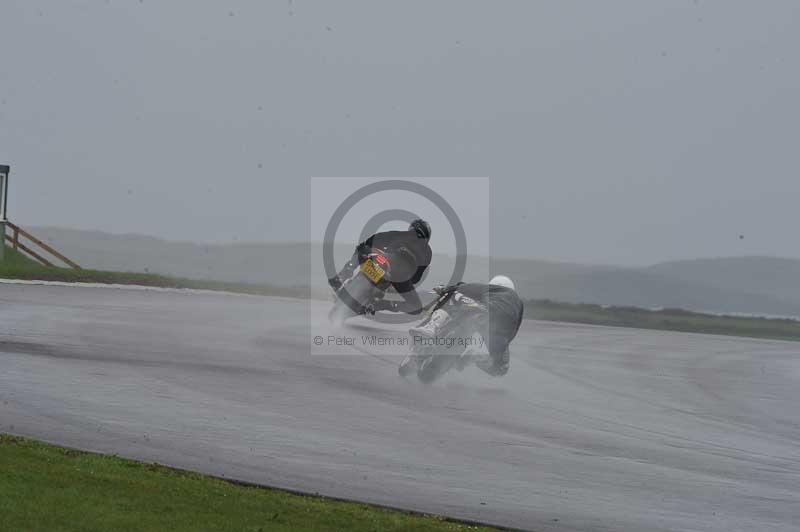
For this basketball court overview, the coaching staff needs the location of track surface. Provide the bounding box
[1,283,799,531]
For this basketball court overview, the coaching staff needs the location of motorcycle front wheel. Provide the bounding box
[416,353,460,384]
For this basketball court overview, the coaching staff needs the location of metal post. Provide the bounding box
[0,165,8,260]
[0,164,8,221]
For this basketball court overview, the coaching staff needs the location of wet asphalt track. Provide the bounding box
[1,282,799,531]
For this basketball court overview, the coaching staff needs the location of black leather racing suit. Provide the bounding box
[436,282,524,376]
[332,229,432,315]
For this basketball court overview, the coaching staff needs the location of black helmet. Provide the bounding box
[409,219,431,240]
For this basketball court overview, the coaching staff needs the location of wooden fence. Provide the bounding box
[3,221,81,269]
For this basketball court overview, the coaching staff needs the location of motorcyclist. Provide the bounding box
[328,219,432,315]
[409,275,523,376]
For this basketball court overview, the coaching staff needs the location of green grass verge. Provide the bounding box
[524,299,800,341]
[0,434,495,532]
[4,244,800,341]
[1,245,42,268]
[0,245,308,298]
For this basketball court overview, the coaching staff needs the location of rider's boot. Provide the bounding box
[409,309,450,338]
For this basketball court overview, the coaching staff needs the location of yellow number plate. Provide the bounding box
[360,259,386,284]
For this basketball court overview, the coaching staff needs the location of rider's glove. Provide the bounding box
[431,284,447,295]
[356,242,370,261]
[363,303,376,315]
[328,276,343,291]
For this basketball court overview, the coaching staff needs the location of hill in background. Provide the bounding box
[22,226,800,318]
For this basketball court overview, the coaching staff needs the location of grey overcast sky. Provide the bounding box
[0,1,798,265]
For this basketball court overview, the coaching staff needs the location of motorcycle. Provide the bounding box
[328,246,415,325]
[399,288,489,383]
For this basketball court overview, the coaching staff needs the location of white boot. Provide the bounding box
[409,309,450,338]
